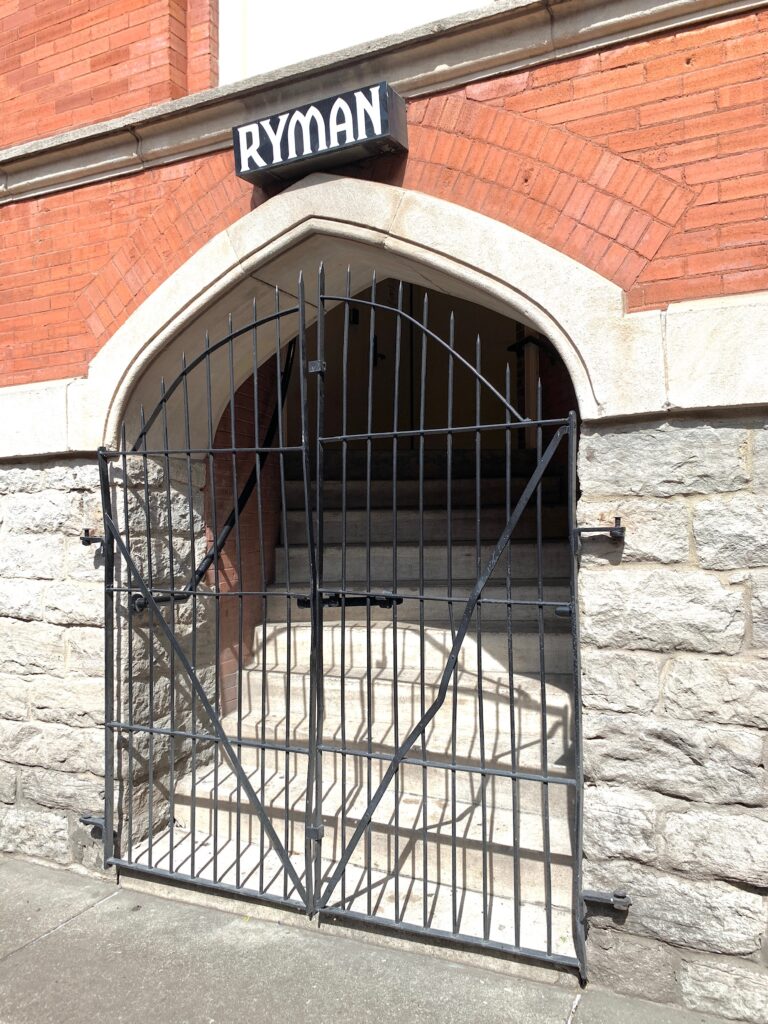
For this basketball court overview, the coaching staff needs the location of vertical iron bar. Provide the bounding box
[98,448,115,866]
[298,272,319,914]
[536,380,553,955]
[391,281,403,922]
[139,406,156,867]
[119,425,135,864]
[364,270,376,917]
[313,263,326,907]
[505,365,522,947]
[180,356,198,878]
[418,292,428,928]
[567,410,587,981]
[160,380,177,874]
[204,331,221,884]
[339,268,351,908]
[447,313,458,934]
[475,333,490,942]
[227,320,245,889]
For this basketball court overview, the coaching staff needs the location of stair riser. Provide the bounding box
[284,508,567,545]
[251,625,574,675]
[274,544,570,585]
[230,681,574,770]
[187,749,574,817]
[284,478,563,510]
[265,590,570,626]
[174,796,573,904]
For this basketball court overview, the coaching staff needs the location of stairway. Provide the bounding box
[139,446,578,959]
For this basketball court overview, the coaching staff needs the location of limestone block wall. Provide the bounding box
[579,417,768,1021]
[0,459,106,869]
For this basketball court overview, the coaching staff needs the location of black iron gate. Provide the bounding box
[97,266,586,976]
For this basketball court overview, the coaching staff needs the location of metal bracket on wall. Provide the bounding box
[574,516,625,554]
[582,889,632,912]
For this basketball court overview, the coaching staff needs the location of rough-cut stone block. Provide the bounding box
[65,626,106,677]
[0,720,103,776]
[581,648,660,714]
[0,763,16,803]
[579,424,749,498]
[0,619,66,676]
[580,569,744,654]
[680,959,768,1023]
[694,494,768,569]
[660,809,768,886]
[0,805,70,864]
[2,491,85,533]
[584,712,766,805]
[2,535,67,580]
[584,860,765,955]
[752,572,768,648]
[586,928,679,1004]
[663,656,768,729]
[583,785,658,863]
[30,678,103,729]
[64,537,105,583]
[0,675,29,721]
[753,427,768,491]
[44,581,104,627]
[578,498,689,565]
[0,579,46,621]
[19,767,103,813]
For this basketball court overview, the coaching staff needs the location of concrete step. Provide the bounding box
[273,541,571,585]
[133,826,577,959]
[221,665,575,776]
[283,507,568,545]
[265,580,571,626]
[247,621,574,677]
[173,764,575,905]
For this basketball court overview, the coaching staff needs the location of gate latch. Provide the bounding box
[583,889,632,912]
[307,825,324,842]
[297,593,404,610]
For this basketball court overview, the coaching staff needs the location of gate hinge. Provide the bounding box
[79,814,106,837]
[307,824,324,842]
[308,360,326,375]
[583,889,632,912]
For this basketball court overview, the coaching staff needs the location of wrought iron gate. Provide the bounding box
[97,266,586,976]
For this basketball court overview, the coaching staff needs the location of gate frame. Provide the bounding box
[98,263,590,979]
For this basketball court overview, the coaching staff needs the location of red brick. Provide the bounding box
[638,91,716,127]
[685,150,766,185]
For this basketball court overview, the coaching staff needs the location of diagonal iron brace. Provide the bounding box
[103,511,308,904]
[319,424,569,910]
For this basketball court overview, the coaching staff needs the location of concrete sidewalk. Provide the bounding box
[0,857,727,1024]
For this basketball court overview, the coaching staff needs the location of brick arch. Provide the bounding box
[397,92,695,290]
[79,95,694,358]
[77,151,260,353]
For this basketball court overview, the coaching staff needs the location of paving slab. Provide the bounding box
[0,858,731,1024]
[0,858,115,959]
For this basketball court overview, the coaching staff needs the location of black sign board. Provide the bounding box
[233,82,408,185]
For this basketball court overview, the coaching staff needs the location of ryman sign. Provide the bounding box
[233,82,408,185]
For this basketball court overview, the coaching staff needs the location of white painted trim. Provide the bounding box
[0,175,764,460]
[0,0,765,204]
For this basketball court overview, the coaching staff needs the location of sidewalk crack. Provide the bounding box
[0,888,120,965]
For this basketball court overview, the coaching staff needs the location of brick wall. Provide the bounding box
[0,0,218,149]
[0,10,766,387]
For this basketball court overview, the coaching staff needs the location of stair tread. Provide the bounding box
[175,764,574,850]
